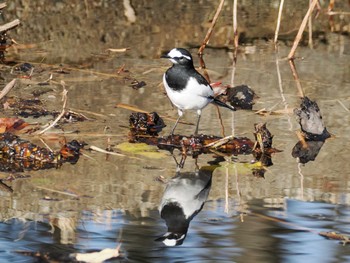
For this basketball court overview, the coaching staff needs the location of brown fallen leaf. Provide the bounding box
[0,117,28,132]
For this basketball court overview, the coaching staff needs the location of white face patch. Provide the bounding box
[168,48,191,61]
[163,238,177,246]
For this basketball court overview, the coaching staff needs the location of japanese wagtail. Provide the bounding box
[161,48,236,135]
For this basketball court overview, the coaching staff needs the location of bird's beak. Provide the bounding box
[161,52,170,59]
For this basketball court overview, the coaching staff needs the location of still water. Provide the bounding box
[1,0,350,262]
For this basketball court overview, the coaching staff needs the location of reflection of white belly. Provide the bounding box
[164,75,214,110]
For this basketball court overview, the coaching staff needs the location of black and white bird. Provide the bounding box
[156,168,213,246]
[161,48,236,135]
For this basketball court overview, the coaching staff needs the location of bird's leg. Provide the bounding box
[194,109,202,135]
[170,109,183,135]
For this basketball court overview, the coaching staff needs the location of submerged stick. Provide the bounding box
[38,82,68,134]
[0,79,16,100]
[274,0,285,45]
[288,0,318,59]
[198,0,225,56]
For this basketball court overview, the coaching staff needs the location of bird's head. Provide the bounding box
[155,232,187,246]
[161,48,193,66]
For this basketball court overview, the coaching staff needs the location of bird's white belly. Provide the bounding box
[164,76,214,110]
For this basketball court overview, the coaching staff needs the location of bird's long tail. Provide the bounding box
[211,97,236,111]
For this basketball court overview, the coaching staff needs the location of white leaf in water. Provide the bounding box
[123,0,136,23]
[73,247,119,263]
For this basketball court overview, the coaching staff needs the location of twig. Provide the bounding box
[288,59,304,97]
[224,166,229,214]
[36,186,79,198]
[297,162,304,200]
[198,0,225,56]
[326,11,350,15]
[275,49,293,131]
[205,134,234,148]
[89,145,125,157]
[0,19,20,33]
[38,81,68,134]
[337,100,350,112]
[231,0,238,137]
[215,105,225,137]
[288,0,318,59]
[274,0,285,45]
[0,79,16,100]
[231,0,239,86]
[308,0,313,49]
[39,138,53,153]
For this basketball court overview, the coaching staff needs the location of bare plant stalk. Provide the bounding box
[275,49,293,131]
[198,0,225,56]
[231,0,238,136]
[308,0,313,48]
[288,59,304,97]
[231,0,239,85]
[225,166,229,214]
[288,0,318,59]
[196,0,226,136]
[0,79,16,100]
[215,105,226,137]
[233,163,241,212]
[274,0,285,45]
[297,162,304,200]
[233,0,238,37]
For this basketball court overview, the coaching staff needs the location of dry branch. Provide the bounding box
[0,3,7,10]
[274,0,285,44]
[0,19,20,33]
[288,60,304,97]
[288,0,318,59]
[198,0,225,56]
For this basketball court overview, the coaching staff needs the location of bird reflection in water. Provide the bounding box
[156,166,213,246]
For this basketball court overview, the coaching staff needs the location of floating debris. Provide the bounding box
[129,112,166,138]
[294,96,330,141]
[0,132,85,172]
[2,96,88,123]
[254,123,273,149]
[319,231,350,245]
[2,96,51,118]
[11,62,34,76]
[130,79,146,89]
[128,112,279,167]
[0,3,20,62]
[227,85,258,110]
[292,97,331,163]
